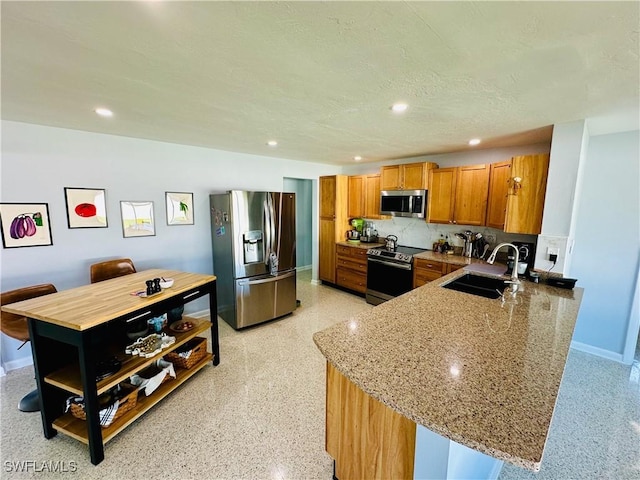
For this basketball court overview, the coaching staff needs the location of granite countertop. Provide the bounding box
[313,269,583,471]
[413,250,488,266]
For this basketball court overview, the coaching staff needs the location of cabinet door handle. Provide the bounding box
[183,290,200,300]
[127,311,152,323]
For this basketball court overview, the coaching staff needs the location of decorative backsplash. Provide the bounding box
[365,216,537,252]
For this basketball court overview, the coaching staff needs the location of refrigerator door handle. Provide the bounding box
[237,270,296,286]
[263,199,271,266]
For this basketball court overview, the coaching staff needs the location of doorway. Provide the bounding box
[283,178,313,272]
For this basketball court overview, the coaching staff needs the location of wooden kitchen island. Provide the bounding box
[1,269,218,466]
[313,268,583,479]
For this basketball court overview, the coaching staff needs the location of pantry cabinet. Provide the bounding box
[504,154,550,234]
[380,162,437,190]
[348,174,383,219]
[428,164,490,226]
[319,175,349,283]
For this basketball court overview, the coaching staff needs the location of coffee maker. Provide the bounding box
[505,241,536,275]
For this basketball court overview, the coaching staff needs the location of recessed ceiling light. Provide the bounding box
[391,103,408,113]
[267,140,278,147]
[94,108,113,117]
[354,155,362,161]
[468,138,481,146]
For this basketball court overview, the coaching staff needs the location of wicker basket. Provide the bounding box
[69,383,138,427]
[164,337,207,369]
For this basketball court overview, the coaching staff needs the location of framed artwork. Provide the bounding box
[64,187,108,228]
[166,192,194,225]
[0,203,53,248]
[120,201,155,238]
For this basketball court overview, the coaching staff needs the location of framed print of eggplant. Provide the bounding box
[0,203,53,248]
[166,191,194,225]
[64,187,108,228]
[120,201,155,238]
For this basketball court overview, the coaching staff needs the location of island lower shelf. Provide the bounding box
[53,352,213,444]
[44,317,212,396]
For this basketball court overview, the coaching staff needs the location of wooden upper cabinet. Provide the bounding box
[486,160,511,230]
[348,175,365,218]
[428,164,489,226]
[427,167,457,224]
[347,174,383,219]
[380,165,402,190]
[402,163,428,190]
[364,174,382,219]
[453,164,490,226]
[505,154,550,234]
[380,162,437,190]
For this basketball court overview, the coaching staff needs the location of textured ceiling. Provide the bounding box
[1,1,638,165]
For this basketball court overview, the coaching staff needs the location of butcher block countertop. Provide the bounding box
[1,269,216,331]
[313,268,583,471]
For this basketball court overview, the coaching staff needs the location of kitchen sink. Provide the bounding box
[441,273,506,299]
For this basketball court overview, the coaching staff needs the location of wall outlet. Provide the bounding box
[547,247,560,256]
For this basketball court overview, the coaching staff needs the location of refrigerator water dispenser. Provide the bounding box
[243,230,263,264]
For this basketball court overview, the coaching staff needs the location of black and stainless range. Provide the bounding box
[366,245,427,305]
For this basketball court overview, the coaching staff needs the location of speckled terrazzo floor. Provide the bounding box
[1,271,639,479]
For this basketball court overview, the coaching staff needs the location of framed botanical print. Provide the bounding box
[0,203,53,248]
[166,192,194,225]
[64,187,108,228]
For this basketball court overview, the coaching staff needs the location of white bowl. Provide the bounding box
[159,278,174,289]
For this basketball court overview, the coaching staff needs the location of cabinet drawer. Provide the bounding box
[336,268,367,293]
[336,255,367,273]
[413,269,443,288]
[336,245,368,259]
[414,258,445,274]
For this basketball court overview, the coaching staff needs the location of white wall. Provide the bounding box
[569,130,640,358]
[0,121,337,369]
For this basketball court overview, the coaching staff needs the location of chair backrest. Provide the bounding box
[90,258,137,284]
[0,284,57,343]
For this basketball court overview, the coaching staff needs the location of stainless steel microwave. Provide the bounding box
[380,189,427,218]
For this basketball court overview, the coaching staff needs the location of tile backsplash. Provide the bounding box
[365,217,537,253]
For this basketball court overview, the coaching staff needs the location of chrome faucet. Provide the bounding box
[486,242,521,293]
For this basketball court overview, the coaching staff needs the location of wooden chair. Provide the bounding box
[90,258,137,284]
[1,283,58,412]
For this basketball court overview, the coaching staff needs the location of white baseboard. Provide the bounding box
[0,366,5,377]
[296,265,312,272]
[3,356,33,372]
[570,341,624,363]
[189,309,211,319]
[310,279,321,286]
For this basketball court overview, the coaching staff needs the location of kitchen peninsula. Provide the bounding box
[313,268,583,479]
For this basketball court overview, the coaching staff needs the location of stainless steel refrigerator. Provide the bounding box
[210,191,297,329]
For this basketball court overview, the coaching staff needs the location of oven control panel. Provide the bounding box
[367,249,413,264]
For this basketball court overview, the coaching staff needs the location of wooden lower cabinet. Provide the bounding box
[413,259,446,288]
[336,245,368,293]
[326,362,416,480]
[413,260,464,288]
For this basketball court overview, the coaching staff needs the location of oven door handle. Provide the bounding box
[367,257,412,271]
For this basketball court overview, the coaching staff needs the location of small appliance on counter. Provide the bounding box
[347,218,365,243]
[360,221,378,243]
[505,241,536,276]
